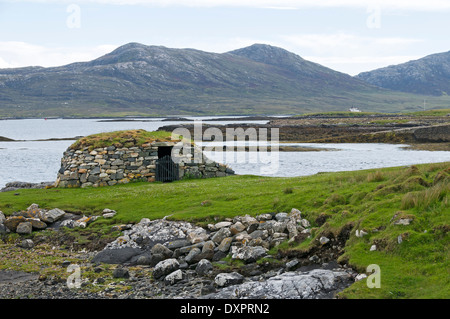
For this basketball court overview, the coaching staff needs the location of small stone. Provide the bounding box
[214,221,232,229]
[370,245,377,251]
[285,259,299,271]
[229,222,246,235]
[164,269,185,285]
[113,267,130,279]
[195,259,213,275]
[217,237,233,253]
[185,248,201,264]
[275,212,288,221]
[319,236,330,245]
[256,213,272,221]
[355,230,368,238]
[151,243,173,259]
[355,273,368,281]
[300,219,310,228]
[211,227,232,244]
[19,239,34,249]
[187,228,209,244]
[394,218,413,226]
[289,208,302,221]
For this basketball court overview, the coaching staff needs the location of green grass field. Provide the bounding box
[0,162,448,298]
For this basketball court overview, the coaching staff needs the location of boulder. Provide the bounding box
[26,218,47,230]
[229,222,246,235]
[19,239,34,249]
[92,247,144,264]
[195,259,213,275]
[16,222,32,235]
[164,269,185,285]
[214,221,232,229]
[38,208,66,223]
[286,221,298,239]
[150,243,173,259]
[256,213,272,221]
[4,216,27,232]
[0,211,6,224]
[231,246,267,263]
[289,208,302,221]
[201,240,215,253]
[113,267,130,279]
[214,272,244,287]
[153,258,180,279]
[187,228,209,244]
[217,237,233,253]
[211,227,232,244]
[185,247,201,264]
[275,212,288,221]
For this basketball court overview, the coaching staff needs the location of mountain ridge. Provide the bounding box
[356,50,450,96]
[0,43,448,118]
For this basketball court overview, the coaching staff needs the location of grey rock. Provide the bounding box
[214,221,232,229]
[231,246,267,263]
[249,229,268,240]
[187,228,209,244]
[166,239,191,250]
[150,243,173,259]
[164,269,185,285]
[92,247,144,264]
[0,211,5,224]
[229,222,246,235]
[217,237,233,253]
[113,267,130,279]
[211,227,232,244]
[205,269,353,299]
[285,259,299,271]
[394,218,413,226]
[153,258,180,279]
[16,222,32,235]
[319,236,330,245]
[275,212,288,221]
[185,247,201,264]
[214,272,244,287]
[39,208,66,223]
[19,239,34,249]
[195,259,213,275]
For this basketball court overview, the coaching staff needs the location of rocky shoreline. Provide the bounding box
[0,204,358,299]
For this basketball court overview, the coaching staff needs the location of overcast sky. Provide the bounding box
[0,0,449,75]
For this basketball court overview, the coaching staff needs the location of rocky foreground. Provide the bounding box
[0,204,358,299]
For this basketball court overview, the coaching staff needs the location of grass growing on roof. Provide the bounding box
[71,129,178,150]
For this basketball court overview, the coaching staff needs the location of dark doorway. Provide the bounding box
[156,146,179,182]
[158,146,173,159]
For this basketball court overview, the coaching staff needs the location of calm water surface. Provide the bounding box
[0,118,449,188]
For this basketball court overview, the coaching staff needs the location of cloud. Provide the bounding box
[7,0,450,11]
[0,42,118,68]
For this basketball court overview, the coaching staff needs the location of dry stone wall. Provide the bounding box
[56,142,234,188]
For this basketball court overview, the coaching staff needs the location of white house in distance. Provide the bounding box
[349,107,361,113]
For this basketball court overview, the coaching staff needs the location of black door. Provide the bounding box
[156,155,179,182]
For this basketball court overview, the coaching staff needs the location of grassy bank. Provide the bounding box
[0,162,448,298]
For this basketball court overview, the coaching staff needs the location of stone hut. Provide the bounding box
[55,130,234,188]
